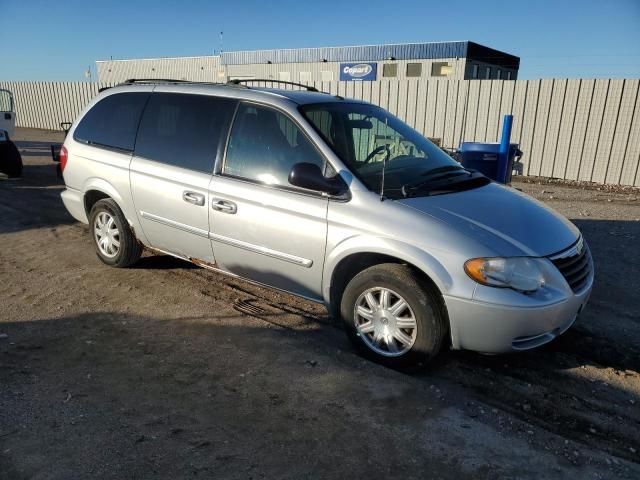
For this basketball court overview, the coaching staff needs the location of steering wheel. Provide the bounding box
[363,144,390,164]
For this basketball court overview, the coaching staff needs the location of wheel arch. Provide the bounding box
[82,178,125,217]
[323,237,453,320]
[81,178,148,245]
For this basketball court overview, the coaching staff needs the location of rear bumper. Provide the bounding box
[444,281,592,353]
[61,187,88,224]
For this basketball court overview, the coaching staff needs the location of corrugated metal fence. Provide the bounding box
[1,79,639,186]
[0,81,109,131]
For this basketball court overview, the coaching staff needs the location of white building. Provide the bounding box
[96,41,520,84]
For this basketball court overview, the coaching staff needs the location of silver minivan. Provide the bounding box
[59,80,593,366]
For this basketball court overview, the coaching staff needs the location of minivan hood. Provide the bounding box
[398,183,580,257]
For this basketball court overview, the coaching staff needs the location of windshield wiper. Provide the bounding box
[401,169,488,198]
[420,165,466,177]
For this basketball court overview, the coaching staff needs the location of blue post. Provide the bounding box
[498,114,513,183]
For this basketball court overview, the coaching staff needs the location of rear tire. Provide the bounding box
[339,263,447,367]
[0,140,23,178]
[89,198,142,267]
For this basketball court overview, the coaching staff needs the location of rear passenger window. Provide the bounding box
[224,103,325,187]
[135,93,236,173]
[74,92,149,151]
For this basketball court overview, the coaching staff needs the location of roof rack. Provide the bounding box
[121,78,196,85]
[116,79,243,88]
[227,78,320,92]
[102,79,196,92]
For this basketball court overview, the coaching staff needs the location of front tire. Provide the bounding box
[340,263,447,367]
[89,198,142,267]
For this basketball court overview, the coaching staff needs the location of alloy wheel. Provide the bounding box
[353,287,418,357]
[94,211,120,258]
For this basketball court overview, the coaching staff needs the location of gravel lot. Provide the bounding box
[1,128,639,479]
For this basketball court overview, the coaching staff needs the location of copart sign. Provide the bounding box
[339,63,377,81]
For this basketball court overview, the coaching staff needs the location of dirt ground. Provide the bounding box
[1,128,639,480]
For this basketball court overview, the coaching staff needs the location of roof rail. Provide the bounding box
[227,79,320,92]
[100,79,194,93]
[121,78,195,85]
[113,78,248,89]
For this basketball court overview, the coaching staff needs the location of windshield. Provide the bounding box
[299,102,478,199]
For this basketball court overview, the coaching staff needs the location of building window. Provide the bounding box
[299,71,312,83]
[496,69,502,80]
[406,63,422,77]
[472,64,479,79]
[507,71,513,80]
[279,71,291,81]
[431,62,452,77]
[382,63,397,78]
[320,70,333,82]
[485,67,491,79]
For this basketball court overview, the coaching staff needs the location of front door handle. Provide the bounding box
[182,191,205,206]
[211,198,237,214]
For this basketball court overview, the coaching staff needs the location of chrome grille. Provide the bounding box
[549,238,592,293]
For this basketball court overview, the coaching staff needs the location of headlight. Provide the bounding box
[464,257,546,292]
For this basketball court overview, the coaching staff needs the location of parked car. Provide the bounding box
[58,80,593,366]
[0,88,16,139]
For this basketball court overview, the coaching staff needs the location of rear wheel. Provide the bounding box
[340,263,447,367]
[0,139,23,178]
[89,199,142,267]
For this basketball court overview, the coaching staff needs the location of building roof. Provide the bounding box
[220,41,519,69]
[95,41,520,70]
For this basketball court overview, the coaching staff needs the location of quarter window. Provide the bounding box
[224,103,325,187]
[134,93,236,173]
[74,92,149,151]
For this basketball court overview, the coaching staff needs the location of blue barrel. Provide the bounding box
[458,142,522,184]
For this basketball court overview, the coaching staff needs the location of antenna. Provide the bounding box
[219,31,224,54]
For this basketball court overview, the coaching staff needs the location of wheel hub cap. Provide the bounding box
[353,287,418,357]
[94,211,120,258]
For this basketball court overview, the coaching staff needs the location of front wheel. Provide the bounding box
[340,263,448,367]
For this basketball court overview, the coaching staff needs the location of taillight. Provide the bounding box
[59,145,68,173]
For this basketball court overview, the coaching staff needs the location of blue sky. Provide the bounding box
[1,0,638,81]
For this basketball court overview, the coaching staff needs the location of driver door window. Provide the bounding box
[224,103,325,187]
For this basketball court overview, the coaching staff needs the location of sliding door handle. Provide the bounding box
[182,191,205,206]
[211,198,237,214]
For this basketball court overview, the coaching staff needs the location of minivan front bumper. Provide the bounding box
[444,280,592,353]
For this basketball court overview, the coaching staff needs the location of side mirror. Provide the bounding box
[288,162,345,195]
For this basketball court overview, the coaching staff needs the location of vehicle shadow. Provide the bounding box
[14,140,62,158]
[0,163,73,234]
[134,235,640,464]
[0,311,447,479]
